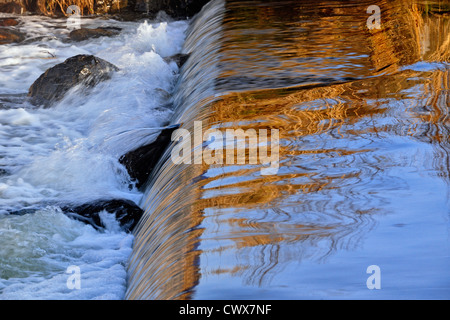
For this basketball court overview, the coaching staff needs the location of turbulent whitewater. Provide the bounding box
[0,14,188,299]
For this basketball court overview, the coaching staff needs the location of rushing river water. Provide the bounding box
[0,13,188,299]
[1,0,450,300]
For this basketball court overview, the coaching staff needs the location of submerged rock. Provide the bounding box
[0,18,19,27]
[69,27,122,42]
[28,54,119,107]
[119,124,180,189]
[0,28,25,45]
[61,199,144,232]
[164,53,190,69]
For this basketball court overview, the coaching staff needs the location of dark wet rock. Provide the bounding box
[0,168,8,176]
[28,54,119,107]
[154,88,171,101]
[119,124,180,189]
[134,0,210,19]
[69,27,122,42]
[61,199,144,232]
[164,53,190,69]
[0,18,19,27]
[0,28,25,45]
[7,199,143,232]
[0,2,24,14]
[8,208,37,215]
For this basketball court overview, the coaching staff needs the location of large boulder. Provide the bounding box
[28,54,119,107]
[119,124,180,189]
[134,0,210,18]
[0,28,25,44]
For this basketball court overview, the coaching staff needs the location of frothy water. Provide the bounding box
[0,14,188,299]
[0,207,133,299]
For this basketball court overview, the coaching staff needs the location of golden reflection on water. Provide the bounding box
[126,0,450,299]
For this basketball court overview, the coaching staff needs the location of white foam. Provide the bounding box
[0,207,133,300]
[0,17,188,207]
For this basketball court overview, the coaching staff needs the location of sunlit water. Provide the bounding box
[0,13,188,299]
[126,0,450,300]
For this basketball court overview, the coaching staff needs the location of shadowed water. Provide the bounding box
[126,0,450,299]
